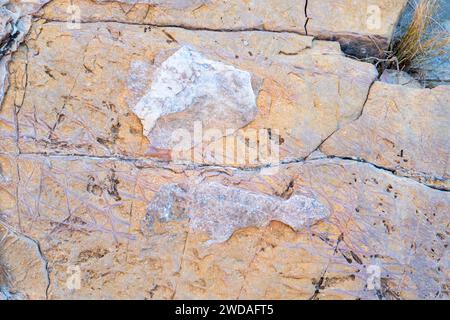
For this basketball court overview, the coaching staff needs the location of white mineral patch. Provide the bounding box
[126,60,152,105]
[145,182,330,244]
[133,46,257,146]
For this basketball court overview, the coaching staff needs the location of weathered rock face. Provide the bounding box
[134,46,258,146]
[0,154,448,299]
[145,181,330,244]
[0,222,49,300]
[0,0,449,301]
[380,69,422,88]
[321,82,450,190]
[12,21,377,163]
[0,1,50,106]
[40,0,409,57]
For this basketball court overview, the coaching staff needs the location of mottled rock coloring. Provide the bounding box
[146,181,330,244]
[1,0,448,301]
[133,46,258,148]
[0,223,49,300]
[321,82,450,190]
[0,1,51,107]
[43,0,409,57]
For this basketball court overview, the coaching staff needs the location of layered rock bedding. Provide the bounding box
[0,0,448,300]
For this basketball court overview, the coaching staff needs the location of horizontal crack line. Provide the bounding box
[39,18,384,44]
[41,17,314,36]
[324,155,448,192]
[1,151,447,192]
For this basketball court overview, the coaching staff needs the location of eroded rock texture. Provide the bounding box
[0,154,448,299]
[40,0,409,57]
[11,21,377,162]
[0,222,49,300]
[145,181,330,244]
[0,0,448,300]
[0,1,50,105]
[321,82,450,190]
[134,46,258,145]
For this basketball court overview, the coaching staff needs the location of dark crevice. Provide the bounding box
[34,238,51,300]
[325,155,448,192]
[0,29,20,59]
[304,0,310,36]
[39,18,388,59]
[42,17,309,34]
[309,233,344,300]
[305,78,377,160]
[2,150,447,192]
[0,18,23,59]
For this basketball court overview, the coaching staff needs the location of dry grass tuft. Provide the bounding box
[386,0,449,75]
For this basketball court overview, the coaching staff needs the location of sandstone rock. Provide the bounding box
[380,69,422,88]
[0,222,49,300]
[0,44,27,154]
[0,0,448,301]
[321,82,450,190]
[0,1,50,108]
[133,46,258,147]
[145,181,330,244]
[41,0,409,57]
[16,21,377,162]
[0,154,447,299]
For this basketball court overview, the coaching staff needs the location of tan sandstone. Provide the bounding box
[0,0,448,301]
[321,82,450,190]
[0,154,448,299]
[14,21,377,162]
[41,0,409,57]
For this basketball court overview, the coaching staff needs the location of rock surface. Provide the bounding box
[0,1,50,106]
[40,0,409,57]
[0,222,49,300]
[134,46,258,147]
[0,154,448,299]
[146,181,330,244]
[0,0,449,301]
[321,82,450,190]
[13,21,378,163]
[379,69,422,88]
